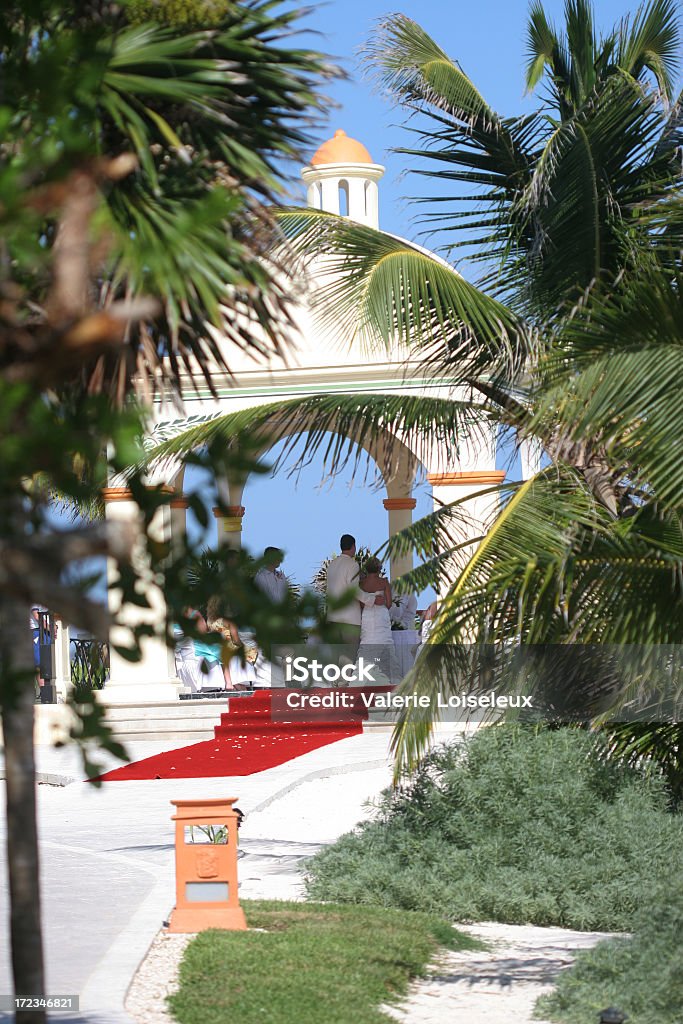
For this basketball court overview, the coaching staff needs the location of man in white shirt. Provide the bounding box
[254,547,288,604]
[326,534,375,654]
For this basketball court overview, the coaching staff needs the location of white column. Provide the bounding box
[347,177,367,225]
[213,504,245,550]
[320,177,340,215]
[101,488,180,704]
[520,437,543,479]
[365,180,379,229]
[383,497,416,581]
[53,615,72,703]
[170,493,189,553]
[428,471,506,597]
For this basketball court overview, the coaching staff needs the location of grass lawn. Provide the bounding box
[168,900,484,1024]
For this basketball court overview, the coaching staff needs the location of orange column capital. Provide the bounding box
[103,485,176,502]
[213,506,245,533]
[383,497,417,511]
[102,487,133,503]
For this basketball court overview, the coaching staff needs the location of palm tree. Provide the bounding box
[147,0,683,774]
[0,1,332,1016]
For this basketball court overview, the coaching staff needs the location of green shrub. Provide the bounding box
[536,881,683,1023]
[305,726,683,931]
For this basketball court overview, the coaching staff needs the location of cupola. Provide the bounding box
[301,129,385,229]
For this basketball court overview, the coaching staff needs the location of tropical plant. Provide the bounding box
[536,878,683,1023]
[0,0,332,1015]
[1,0,334,401]
[600,721,683,810]
[305,726,683,932]
[146,0,683,775]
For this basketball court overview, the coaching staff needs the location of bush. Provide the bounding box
[305,726,683,931]
[536,881,683,1023]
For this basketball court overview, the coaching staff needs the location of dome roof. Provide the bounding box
[310,129,374,166]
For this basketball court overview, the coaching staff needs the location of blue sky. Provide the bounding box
[212,0,635,598]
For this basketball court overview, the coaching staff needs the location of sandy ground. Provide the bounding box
[382,921,612,1024]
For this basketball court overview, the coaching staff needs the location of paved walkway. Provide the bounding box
[0,732,396,1022]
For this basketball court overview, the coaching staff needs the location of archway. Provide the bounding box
[172,420,431,589]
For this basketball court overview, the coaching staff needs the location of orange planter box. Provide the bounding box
[167,797,247,932]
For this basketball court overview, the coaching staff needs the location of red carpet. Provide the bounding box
[96,688,389,781]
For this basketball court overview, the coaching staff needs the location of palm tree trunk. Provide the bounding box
[1,592,46,1024]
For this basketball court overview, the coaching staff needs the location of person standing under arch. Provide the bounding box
[325,534,375,658]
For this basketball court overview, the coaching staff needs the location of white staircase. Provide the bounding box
[102,700,229,743]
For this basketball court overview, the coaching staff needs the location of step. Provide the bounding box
[214,720,363,737]
[104,702,227,722]
[109,729,216,743]
[100,699,228,744]
[105,714,219,730]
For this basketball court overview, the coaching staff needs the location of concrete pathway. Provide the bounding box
[0,732,396,1022]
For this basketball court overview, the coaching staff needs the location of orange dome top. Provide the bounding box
[310,129,374,166]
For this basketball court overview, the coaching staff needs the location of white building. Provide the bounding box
[101,128,539,706]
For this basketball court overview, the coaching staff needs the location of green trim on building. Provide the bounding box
[174,377,459,403]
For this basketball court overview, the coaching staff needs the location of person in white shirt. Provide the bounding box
[325,534,375,655]
[254,547,288,604]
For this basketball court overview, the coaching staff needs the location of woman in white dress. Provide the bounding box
[358,558,398,682]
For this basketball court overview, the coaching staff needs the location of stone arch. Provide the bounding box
[156,407,424,581]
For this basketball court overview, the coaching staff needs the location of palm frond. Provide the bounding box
[376,483,525,596]
[533,269,683,508]
[617,0,680,104]
[525,2,571,100]
[389,472,683,771]
[65,3,335,401]
[430,470,683,647]
[146,390,488,485]
[364,14,496,128]
[564,0,599,103]
[277,209,529,384]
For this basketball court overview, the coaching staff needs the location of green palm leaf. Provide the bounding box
[389,472,683,772]
[75,3,334,400]
[364,15,496,128]
[277,208,529,384]
[525,2,571,97]
[146,390,488,484]
[617,0,680,103]
[362,7,680,315]
[532,269,683,507]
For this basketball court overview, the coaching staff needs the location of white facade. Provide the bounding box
[103,129,519,701]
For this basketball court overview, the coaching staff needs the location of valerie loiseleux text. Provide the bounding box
[284,691,534,711]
